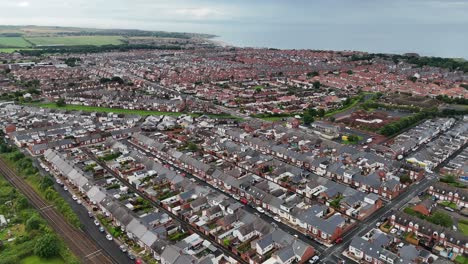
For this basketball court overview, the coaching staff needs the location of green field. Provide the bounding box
[34,103,191,116]
[0,48,37,53]
[26,36,125,46]
[459,222,468,236]
[20,256,65,264]
[30,103,241,120]
[0,37,31,47]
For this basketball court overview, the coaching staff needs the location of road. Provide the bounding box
[54,180,134,264]
[30,152,135,264]
[123,139,327,253]
[0,157,115,264]
[82,147,248,264]
[319,176,436,263]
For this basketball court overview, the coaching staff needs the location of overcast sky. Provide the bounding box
[1,0,467,32]
[1,0,467,57]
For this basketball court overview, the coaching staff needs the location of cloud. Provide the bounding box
[173,7,222,19]
[17,1,30,7]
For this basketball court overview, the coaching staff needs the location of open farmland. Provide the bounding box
[26,36,125,46]
[0,37,31,47]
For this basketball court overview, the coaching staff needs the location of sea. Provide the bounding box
[210,24,468,59]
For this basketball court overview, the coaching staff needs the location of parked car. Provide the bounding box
[273,216,281,222]
[335,237,343,244]
[106,234,113,241]
[256,207,265,213]
[309,256,320,263]
[376,222,381,227]
[120,245,128,253]
[72,195,78,201]
[94,220,100,226]
[77,199,82,205]
[99,226,105,233]
[63,186,68,191]
[444,207,455,212]
[88,211,93,218]
[390,228,397,234]
[128,253,135,260]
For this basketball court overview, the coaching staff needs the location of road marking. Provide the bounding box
[85,249,102,259]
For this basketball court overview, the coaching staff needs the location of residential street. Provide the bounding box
[32,158,133,264]
[123,139,328,253]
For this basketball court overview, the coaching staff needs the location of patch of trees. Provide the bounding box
[348,53,468,73]
[19,44,183,56]
[34,233,61,258]
[436,95,468,105]
[53,29,214,39]
[379,109,437,136]
[0,33,23,37]
[100,76,125,85]
[63,57,81,67]
[306,71,319,77]
[302,107,325,125]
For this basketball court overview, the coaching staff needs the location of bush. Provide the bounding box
[55,98,66,107]
[34,233,61,258]
[26,214,43,231]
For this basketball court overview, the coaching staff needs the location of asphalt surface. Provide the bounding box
[32,159,133,264]
[54,183,134,264]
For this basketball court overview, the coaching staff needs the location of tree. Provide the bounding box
[34,233,60,258]
[302,113,315,125]
[399,175,412,184]
[187,142,199,152]
[317,108,325,117]
[307,71,319,78]
[15,196,29,210]
[312,81,321,89]
[44,187,58,201]
[347,135,359,143]
[347,70,353,75]
[39,177,54,191]
[55,98,66,107]
[10,151,25,161]
[26,214,43,231]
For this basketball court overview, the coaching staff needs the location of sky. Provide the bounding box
[1,0,468,58]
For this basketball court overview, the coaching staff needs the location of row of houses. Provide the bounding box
[130,133,355,245]
[104,139,317,264]
[43,149,235,263]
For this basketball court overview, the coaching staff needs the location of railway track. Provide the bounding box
[0,158,114,264]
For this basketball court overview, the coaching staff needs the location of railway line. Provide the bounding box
[0,158,115,264]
